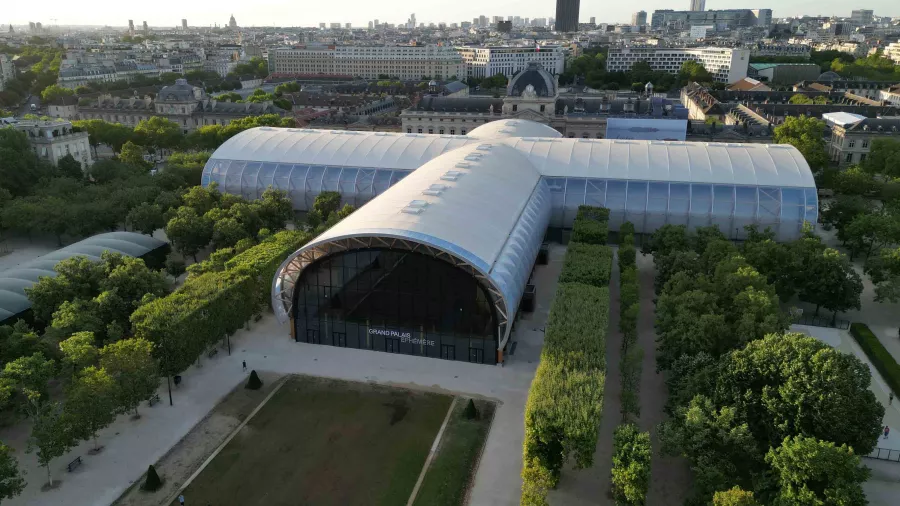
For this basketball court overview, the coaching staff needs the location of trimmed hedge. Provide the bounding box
[619,221,636,239]
[849,322,900,398]
[131,229,312,377]
[523,282,609,504]
[559,243,614,288]
[611,423,651,505]
[571,205,610,245]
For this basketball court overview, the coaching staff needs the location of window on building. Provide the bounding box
[439,128,444,134]
[461,129,467,135]
[407,128,412,133]
[848,140,855,148]
[862,140,869,148]
[417,128,423,133]
[845,153,853,163]
[428,128,433,134]
[512,104,517,112]
[540,105,545,112]
[450,129,455,135]
[860,154,867,162]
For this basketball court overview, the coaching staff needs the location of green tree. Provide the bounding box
[842,210,899,260]
[99,338,158,417]
[765,435,868,506]
[212,217,250,249]
[252,188,293,230]
[611,424,651,505]
[0,353,56,418]
[119,140,150,169]
[165,207,213,262]
[102,256,170,312]
[40,84,74,103]
[718,333,883,455]
[713,487,759,506]
[832,166,881,196]
[788,94,814,105]
[867,246,900,303]
[181,184,221,215]
[134,116,183,155]
[773,116,828,171]
[864,138,900,178]
[28,401,75,488]
[65,366,118,451]
[127,203,166,236]
[679,60,713,84]
[0,442,26,501]
[659,395,759,501]
[56,154,83,179]
[59,332,98,375]
[184,125,223,150]
[798,248,863,320]
[0,128,52,196]
[48,298,105,341]
[312,191,342,221]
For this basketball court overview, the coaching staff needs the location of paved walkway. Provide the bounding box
[547,247,622,505]
[0,245,568,506]
[636,253,692,504]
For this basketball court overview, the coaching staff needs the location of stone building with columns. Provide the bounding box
[67,79,287,132]
[400,62,687,139]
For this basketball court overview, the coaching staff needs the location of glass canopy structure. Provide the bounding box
[202,119,817,364]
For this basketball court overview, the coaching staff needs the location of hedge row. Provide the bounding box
[522,283,610,505]
[611,423,652,506]
[849,322,900,398]
[571,205,610,245]
[559,243,614,288]
[618,224,641,424]
[522,207,612,506]
[131,230,311,377]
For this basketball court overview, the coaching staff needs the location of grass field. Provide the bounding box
[173,376,452,506]
[413,398,496,506]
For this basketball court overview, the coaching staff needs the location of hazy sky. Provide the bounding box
[4,1,898,29]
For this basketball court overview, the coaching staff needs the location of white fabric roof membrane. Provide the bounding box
[209,119,814,188]
[210,127,477,170]
[311,142,542,275]
[0,232,167,321]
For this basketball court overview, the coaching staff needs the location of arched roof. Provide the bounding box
[504,137,815,188]
[467,119,564,140]
[209,127,478,171]
[0,232,167,321]
[206,122,813,188]
[273,142,551,347]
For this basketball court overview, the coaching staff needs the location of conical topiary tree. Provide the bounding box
[463,398,478,420]
[142,464,162,491]
[246,370,263,390]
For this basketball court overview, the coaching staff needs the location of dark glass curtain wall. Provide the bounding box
[293,248,498,364]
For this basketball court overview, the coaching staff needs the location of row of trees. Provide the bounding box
[0,336,159,493]
[522,207,613,506]
[610,221,651,505]
[647,224,882,504]
[0,43,64,108]
[559,52,720,93]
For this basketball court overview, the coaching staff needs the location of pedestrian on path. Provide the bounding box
[178,494,185,505]
[891,392,894,405]
[242,360,247,372]
[884,426,890,439]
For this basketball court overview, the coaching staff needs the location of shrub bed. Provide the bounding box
[571,206,610,245]
[611,423,651,506]
[849,322,900,397]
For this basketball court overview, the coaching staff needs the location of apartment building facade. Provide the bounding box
[14,120,93,168]
[606,47,750,83]
[269,45,465,80]
[456,46,566,79]
[829,118,900,166]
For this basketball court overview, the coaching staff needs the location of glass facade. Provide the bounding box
[205,160,818,242]
[293,248,498,365]
[202,159,412,212]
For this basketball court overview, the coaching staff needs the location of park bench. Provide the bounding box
[67,456,82,472]
[148,393,160,407]
[207,347,219,359]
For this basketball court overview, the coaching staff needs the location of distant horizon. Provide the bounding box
[1,1,898,30]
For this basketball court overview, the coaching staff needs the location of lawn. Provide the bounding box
[173,375,452,506]
[413,398,496,506]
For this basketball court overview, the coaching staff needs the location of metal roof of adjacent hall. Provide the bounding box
[0,232,166,321]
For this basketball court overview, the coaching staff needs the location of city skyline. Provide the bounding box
[2,0,899,29]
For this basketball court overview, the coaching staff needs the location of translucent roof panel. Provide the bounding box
[0,232,167,321]
[206,123,815,190]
